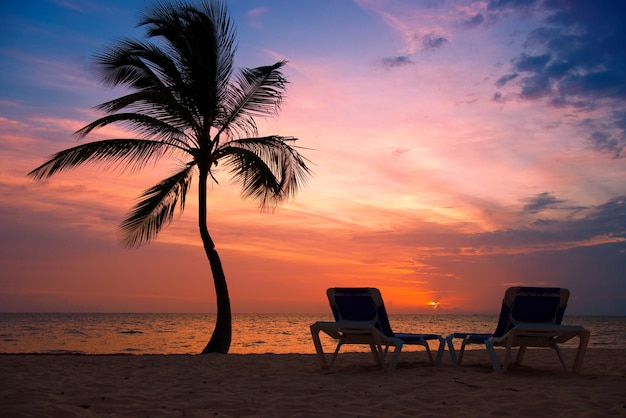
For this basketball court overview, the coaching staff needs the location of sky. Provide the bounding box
[1,0,625,315]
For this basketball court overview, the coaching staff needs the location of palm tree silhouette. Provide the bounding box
[28,0,311,353]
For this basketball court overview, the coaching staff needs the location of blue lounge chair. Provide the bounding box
[446,286,590,373]
[310,287,445,371]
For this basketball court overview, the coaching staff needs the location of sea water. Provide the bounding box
[0,313,624,355]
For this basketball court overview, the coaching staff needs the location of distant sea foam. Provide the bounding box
[1,313,624,355]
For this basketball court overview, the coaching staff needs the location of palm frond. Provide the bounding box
[120,166,194,247]
[28,139,174,180]
[216,135,311,209]
[218,61,288,138]
[75,112,190,150]
[94,39,203,137]
[141,0,236,85]
[139,0,237,130]
[28,0,312,250]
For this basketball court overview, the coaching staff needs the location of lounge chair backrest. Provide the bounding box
[492,286,570,338]
[327,288,395,337]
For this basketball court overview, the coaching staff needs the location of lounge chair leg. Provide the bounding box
[502,337,516,372]
[369,344,384,367]
[458,340,469,366]
[310,326,331,369]
[485,341,502,373]
[387,342,403,371]
[424,344,435,365]
[572,330,590,374]
[435,338,446,366]
[553,344,568,371]
[515,346,526,366]
[310,326,349,370]
[446,336,458,365]
[327,342,343,368]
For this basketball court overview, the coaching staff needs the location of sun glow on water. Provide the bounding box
[1,313,624,354]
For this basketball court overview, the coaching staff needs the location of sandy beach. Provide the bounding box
[1,348,624,417]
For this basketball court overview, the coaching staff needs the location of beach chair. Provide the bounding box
[446,286,590,373]
[310,287,446,371]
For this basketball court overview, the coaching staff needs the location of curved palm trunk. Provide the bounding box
[198,167,232,354]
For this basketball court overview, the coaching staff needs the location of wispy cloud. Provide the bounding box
[380,55,414,69]
[490,0,626,157]
[421,33,448,50]
[245,6,269,28]
[521,192,566,214]
[462,13,484,28]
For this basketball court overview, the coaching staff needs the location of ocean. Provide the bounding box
[1,313,624,355]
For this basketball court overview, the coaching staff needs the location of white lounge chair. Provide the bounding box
[310,287,445,371]
[446,286,590,373]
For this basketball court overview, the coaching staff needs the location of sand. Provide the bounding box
[1,348,624,417]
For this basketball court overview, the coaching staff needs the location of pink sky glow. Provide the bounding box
[1,0,625,315]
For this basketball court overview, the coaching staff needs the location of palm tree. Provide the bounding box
[28,0,311,354]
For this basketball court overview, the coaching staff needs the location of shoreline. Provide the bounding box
[2,348,624,417]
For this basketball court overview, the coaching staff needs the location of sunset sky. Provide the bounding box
[1,0,625,315]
